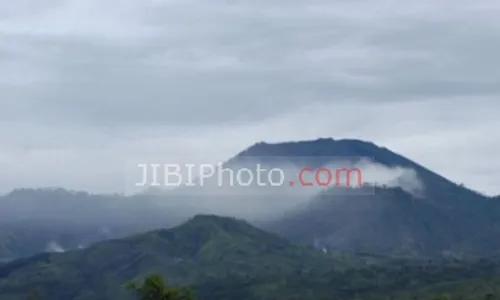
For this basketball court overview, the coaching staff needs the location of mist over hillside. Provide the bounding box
[0,138,498,260]
[2,0,499,298]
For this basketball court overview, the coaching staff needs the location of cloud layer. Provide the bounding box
[0,0,499,195]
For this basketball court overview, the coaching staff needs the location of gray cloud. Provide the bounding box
[0,0,499,195]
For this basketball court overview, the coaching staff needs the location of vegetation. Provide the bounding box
[0,215,498,300]
[126,274,195,300]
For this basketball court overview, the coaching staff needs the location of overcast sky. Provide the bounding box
[0,0,499,195]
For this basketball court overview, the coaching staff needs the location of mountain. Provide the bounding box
[226,138,500,257]
[269,185,500,257]
[235,138,479,196]
[0,214,372,300]
[1,137,498,261]
[2,214,500,300]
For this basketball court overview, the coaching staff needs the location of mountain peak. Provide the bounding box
[126,214,298,261]
[183,214,244,225]
[176,214,281,241]
[236,138,383,159]
[242,138,377,155]
[179,214,244,232]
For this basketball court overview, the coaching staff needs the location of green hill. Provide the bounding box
[0,215,363,300]
[1,214,500,300]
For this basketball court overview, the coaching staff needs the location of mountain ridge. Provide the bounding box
[2,213,500,300]
[0,137,497,260]
[0,214,370,300]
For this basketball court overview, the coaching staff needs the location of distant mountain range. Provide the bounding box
[1,138,499,260]
[0,188,185,261]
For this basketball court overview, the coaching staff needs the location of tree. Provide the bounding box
[126,273,195,300]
